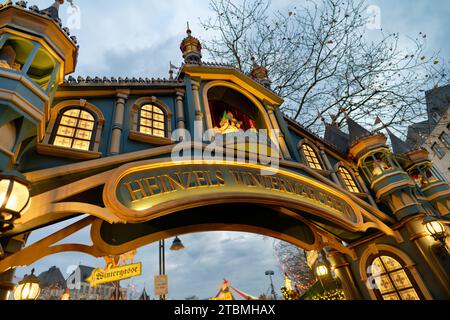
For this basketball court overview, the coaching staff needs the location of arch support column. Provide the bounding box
[266,105,291,160]
[191,80,204,139]
[109,90,129,155]
[328,250,363,300]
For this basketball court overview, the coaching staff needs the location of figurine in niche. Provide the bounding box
[249,119,258,133]
[0,46,21,71]
[214,111,243,134]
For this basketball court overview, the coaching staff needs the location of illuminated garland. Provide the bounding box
[310,289,345,301]
[281,287,301,300]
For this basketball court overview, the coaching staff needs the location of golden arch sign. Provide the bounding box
[104,160,368,230]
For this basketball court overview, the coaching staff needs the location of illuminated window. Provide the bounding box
[52,108,96,151]
[302,145,323,170]
[138,104,166,138]
[370,255,422,300]
[338,167,361,193]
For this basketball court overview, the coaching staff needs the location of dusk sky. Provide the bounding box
[14,0,450,300]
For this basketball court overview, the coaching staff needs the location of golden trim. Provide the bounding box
[0,69,50,102]
[183,66,283,106]
[0,88,45,140]
[0,217,104,273]
[421,181,450,192]
[375,180,415,199]
[128,131,174,146]
[101,158,397,240]
[36,143,102,160]
[24,144,177,182]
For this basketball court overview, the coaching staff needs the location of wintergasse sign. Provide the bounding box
[86,263,142,287]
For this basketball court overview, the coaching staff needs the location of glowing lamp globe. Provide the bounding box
[0,171,31,233]
[13,269,41,301]
[316,264,329,277]
[423,216,446,243]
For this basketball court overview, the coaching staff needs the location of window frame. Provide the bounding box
[137,104,167,138]
[298,140,325,171]
[129,97,173,146]
[37,99,104,160]
[50,106,98,152]
[337,165,362,193]
[369,252,425,301]
[439,132,450,149]
[432,142,446,159]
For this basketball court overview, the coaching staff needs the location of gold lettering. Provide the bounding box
[205,171,213,186]
[270,177,280,191]
[143,177,160,196]
[164,174,186,191]
[193,171,208,187]
[252,174,265,189]
[229,170,245,185]
[183,171,196,188]
[216,170,225,186]
[158,175,169,193]
[124,180,148,202]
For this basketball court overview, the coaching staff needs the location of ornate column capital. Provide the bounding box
[116,89,130,100]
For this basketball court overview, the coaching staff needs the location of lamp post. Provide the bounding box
[13,269,41,300]
[265,270,277,300]
[316,263,330,291]
[159,237,185,300]
[0,171,31,233]
[423,216,448,252]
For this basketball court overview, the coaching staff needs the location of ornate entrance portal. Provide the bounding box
[0,1,449,301]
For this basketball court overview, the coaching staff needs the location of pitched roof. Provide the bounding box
[139,288,151,300]
[38,266,66,289]
[324,124,350,154]
[387,129,413,154]
[67,265,115,287]
[346,117,372,145]
[425,84,450,130]
[406,120,430,147]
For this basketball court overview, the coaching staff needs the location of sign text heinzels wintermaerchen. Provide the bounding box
[115,163,355,220]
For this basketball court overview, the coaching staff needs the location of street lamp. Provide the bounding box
[170,237,185,251]
[13,269,40,300]
[159,237,185,300]
[0,171,31,233]
[316,264,329,278]
[423,216,447,247]
[265,270,277,300]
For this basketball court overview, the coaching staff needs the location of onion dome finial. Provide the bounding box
[180,22,202,64]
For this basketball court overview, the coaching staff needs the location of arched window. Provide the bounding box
[338,167,361,193]
[370,254,423,300]
[52,108,96,151]
[138,104,166,138]
[302,144,323,170]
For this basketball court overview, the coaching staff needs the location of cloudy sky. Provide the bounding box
[13,0,450,300]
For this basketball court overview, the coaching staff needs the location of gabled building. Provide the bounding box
[0,1,448,301]
[407,85,450,181]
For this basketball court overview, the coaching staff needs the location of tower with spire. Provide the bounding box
[180,23,202,64]
[341,112,426,220]
[0,0,78,170]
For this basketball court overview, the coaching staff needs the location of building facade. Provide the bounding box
[407,85,450,181]
[0,1,449,300]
